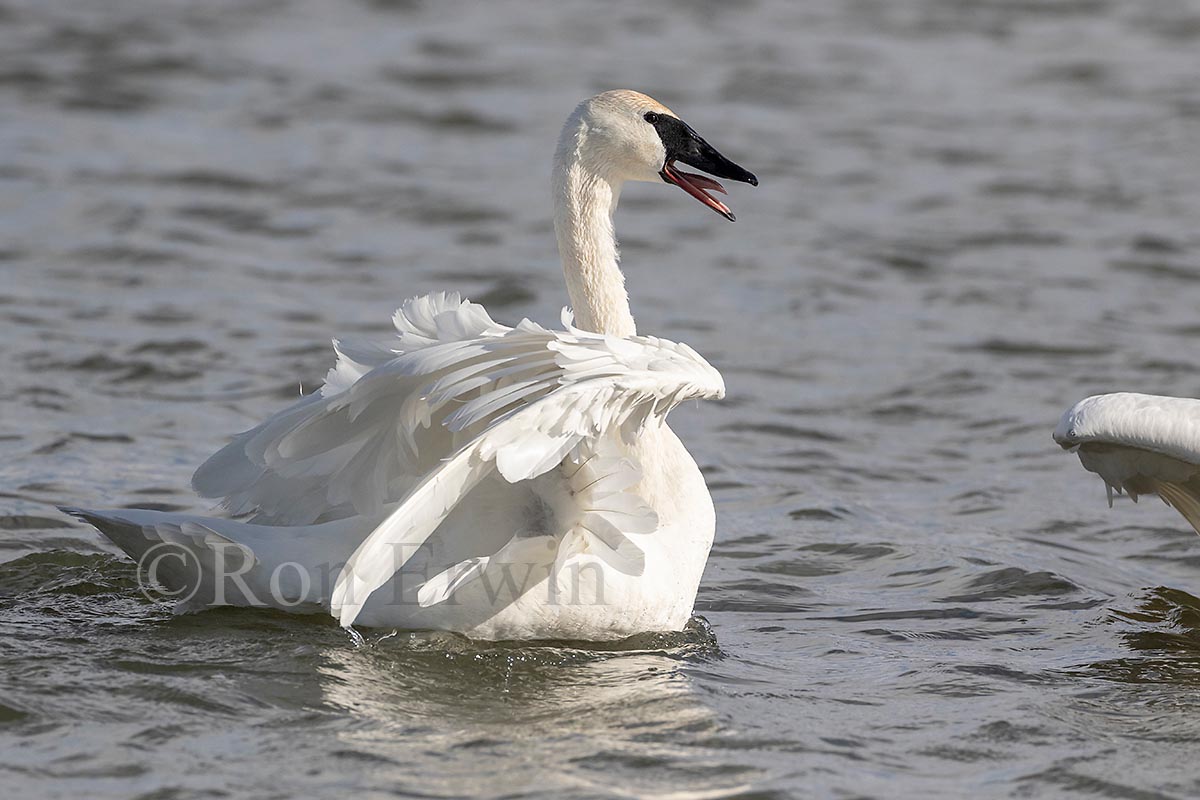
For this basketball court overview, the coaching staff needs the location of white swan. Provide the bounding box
[63,90,757,641]
[1055,392,1200,535]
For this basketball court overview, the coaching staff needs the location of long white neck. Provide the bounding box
[553,121,636,337]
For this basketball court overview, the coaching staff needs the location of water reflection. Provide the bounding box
[1082,588,1200,685]
[315,623,759,798]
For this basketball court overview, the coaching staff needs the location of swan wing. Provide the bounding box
[193,294,725,534]
[329,323,725,627]
[191,292,512,524]
[1054,392,1200,534]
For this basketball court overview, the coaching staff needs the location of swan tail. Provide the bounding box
[61,507,349,613]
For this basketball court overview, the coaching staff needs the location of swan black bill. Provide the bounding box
[648,114,757,222]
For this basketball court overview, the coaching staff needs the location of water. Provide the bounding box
[3,0,1200,796]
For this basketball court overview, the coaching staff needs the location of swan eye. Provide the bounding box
[643,112,660,124]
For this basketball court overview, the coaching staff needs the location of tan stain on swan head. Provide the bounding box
[587,89,678,120]
[557,90,680,183]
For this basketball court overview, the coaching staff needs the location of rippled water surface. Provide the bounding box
[4,0,1200,797]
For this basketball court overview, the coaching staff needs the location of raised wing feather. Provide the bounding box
[193,294,724,531]
[193,293,507,524]
[1055,392,1200,535]
[330,342,724,626]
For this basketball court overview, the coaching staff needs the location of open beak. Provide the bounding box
[656,119,757,222]
[661,162,738,222]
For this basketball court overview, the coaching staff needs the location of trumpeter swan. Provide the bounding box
[64,90,757,641]
[1055,393,1200,536]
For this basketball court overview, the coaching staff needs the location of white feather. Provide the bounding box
[416,556,490,608]
[330,444,494,626]
[191,293,722,531]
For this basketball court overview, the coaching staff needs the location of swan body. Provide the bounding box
[65,90,757,640]
[1054,392,1200,535]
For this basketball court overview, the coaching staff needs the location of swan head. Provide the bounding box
[559,90,758,221]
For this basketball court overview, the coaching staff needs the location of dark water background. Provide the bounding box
[3,0,1200,797]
